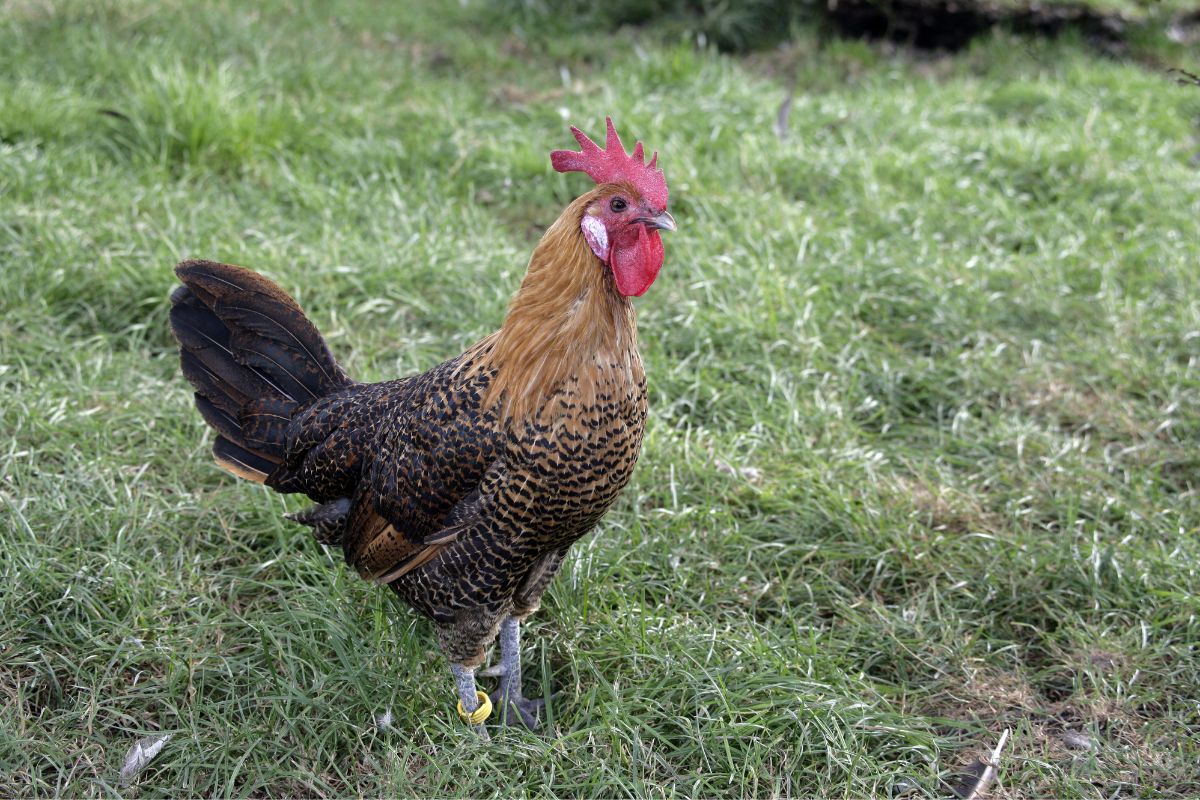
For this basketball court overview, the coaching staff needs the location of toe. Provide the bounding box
[516,701,541,730]
[487,691,543,730]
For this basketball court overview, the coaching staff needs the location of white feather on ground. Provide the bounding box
[119,733,171,784]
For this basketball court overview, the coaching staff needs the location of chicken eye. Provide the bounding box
[609,197,627,212]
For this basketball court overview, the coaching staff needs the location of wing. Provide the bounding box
[344,471,504,585]
[346,360,505,582]
[266,346,506,583]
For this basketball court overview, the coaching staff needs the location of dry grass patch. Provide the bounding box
[1015,373,1142,443]
[920,661,1189,798]
[886,475,1005,536]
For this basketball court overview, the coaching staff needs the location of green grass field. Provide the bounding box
[3,1,1200,796]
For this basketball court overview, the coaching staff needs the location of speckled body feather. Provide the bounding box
[170,186,648,666]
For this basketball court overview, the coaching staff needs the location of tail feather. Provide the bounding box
[193,393,248,445]
[213,436,275,484]
[222,309,325,401]
[170,259,352,482]
[217,292,343,400]
[172,290,287,411]
[178,345,267,413]
[175,260,347,400]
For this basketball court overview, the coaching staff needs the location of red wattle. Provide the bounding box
[610,225,663,297]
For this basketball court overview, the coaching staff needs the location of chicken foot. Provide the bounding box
[486,616,544,729]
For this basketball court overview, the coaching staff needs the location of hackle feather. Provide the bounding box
[478,187,639,424]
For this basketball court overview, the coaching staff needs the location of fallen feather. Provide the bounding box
[955,728,1010,800]
[1062,730,1093,751]
[119,733,171,784]
[714,459,763,482]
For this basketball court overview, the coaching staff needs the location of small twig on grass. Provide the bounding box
[1168,68,1200,88]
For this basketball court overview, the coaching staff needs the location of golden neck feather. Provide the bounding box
[477,189,637,422]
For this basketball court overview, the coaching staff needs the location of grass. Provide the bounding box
[2,0,1199,796]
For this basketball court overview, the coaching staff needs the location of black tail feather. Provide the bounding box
[194,393,246,445]
[170,259,352,482]
[175,260,348,399]
[212,436,276,483]
[216,291,343,400]
[224,320,324,401]
[178,346,257,411]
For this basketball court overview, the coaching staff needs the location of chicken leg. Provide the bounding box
[450,663,490,740]
[488,616,544,729]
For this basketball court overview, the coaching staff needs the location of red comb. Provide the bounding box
[550,117,668,210]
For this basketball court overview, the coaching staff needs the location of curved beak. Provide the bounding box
[640,210,676,233]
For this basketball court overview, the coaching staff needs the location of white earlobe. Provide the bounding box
[581,214,609,262]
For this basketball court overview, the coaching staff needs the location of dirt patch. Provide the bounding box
[887,475,1004,536]
[1013,372,1200,497]
[1015,374,1142,443]
[921,663,1180,798]
[1021,378,1105,433]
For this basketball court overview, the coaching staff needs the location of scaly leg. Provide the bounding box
[489,616,544,729]
[450,663,490,740]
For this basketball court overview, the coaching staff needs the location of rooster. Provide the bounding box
[169,119,674,732]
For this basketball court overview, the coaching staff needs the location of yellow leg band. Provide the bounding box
[457,690,492,725]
